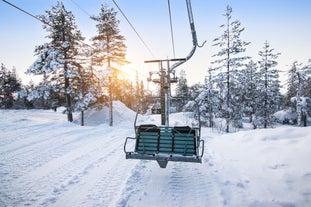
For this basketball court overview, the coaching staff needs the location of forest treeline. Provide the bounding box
[1,3,310,130]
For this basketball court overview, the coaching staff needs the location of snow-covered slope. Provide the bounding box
[1,103,310,207]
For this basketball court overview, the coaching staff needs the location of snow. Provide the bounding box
[1,102,311,207]
[274,109,297,123]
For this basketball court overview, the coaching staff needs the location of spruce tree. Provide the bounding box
[240,60,260,125]
[211,5,250,132]
[302,59,311,97]
[91,4,129,126]
[27,2,85,122]
[286,61,311,126]
[0,64,21,108]
[175,69,189,111]
[257,41,281,128]
[285,62,300,107]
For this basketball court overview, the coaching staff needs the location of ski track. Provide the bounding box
[115,132,225,207]
[0,110,138,206]
[0,111,226,207]
[2,109,310,206]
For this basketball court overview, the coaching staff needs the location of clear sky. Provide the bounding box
[1,0,310,87]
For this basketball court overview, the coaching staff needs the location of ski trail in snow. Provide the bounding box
[1,119,134,206]
[47,131,139,207]
[115,132,225,207]
[2,109,310,206]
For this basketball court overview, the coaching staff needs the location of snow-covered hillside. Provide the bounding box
[1,102,311,207]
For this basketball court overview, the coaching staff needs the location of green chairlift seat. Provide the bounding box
[124,124,204,168]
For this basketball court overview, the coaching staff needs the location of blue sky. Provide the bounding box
[1,0,310,87]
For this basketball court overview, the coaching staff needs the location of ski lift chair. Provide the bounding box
[124,115,204,168]
[123,0,205,168]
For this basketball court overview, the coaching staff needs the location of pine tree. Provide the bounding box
[257,41,281,128]
[286,61,311,126]
[285,62,300,107]
[240,60,260,125]
[74,61,98,125]
[91,4,129,126]
[175,69,189,111]
[302,59,311,97]
[211,5,250,132]
[27,2,85,122]
[0,64,21,108]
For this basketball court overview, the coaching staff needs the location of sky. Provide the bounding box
[1,0,311,89]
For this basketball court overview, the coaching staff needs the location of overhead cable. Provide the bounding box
[1,0,49,25]
[68,0,148,79]
[69,0,91,17]
[111,0,157,59]
[1,0,95,50]
[167,0,176,59]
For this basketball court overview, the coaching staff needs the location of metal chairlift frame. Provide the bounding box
[124,113,204,168]
[124,0,205,168]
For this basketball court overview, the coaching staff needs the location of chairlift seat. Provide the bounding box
[124,125,204,168]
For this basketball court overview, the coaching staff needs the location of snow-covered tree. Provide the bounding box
[0,64,21,108]
[285,60,311,126]
[175,69,189,111]
[211,5,250,132]
[91,4,129,126]
[73,59,99,125]
[285,62,300,107]
[302,59,311,97]
[240,60,260,125]
[27,2,85,122]
[132,71,149,113]
[256,41,281,128]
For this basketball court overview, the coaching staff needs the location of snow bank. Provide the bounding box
[136,111,197,127]
[274,109,297,124]
[75,101,136,126]
[207,126,311,206]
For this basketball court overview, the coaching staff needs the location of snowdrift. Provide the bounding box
[74,101,136,126]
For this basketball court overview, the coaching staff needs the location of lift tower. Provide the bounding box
[146,58,185,126]
[145,0,204,127]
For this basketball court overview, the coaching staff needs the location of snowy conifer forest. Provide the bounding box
[1,3,310,129]
[1,2,311,206]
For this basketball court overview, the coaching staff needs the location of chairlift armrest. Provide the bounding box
[124,137,136,153]
[200,140,204,158]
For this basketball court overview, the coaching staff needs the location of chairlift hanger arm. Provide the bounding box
[169,0,206,72]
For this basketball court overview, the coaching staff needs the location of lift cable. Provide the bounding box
[112,0,157,59]
[1,0,96,50]
[68,0,149,80]
[1,0,48,25]
[167,0,176,59]
[2,0,149,84]
[69,0,92,17]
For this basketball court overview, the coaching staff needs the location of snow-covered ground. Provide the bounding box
[1,102,311,207]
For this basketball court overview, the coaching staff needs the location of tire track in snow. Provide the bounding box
[40,135,122,206]
[47,130,138,207]
[165,137,224,207]
[113,132,226,207]
[4,127,127,206]
[115,161,148,207]
[0,125,96,194]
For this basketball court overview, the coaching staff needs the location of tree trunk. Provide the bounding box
[264,62,268,128]
[109,77,113,127]
[226,16,230,133]
[302,111,307,127]
[81,110,84,126]
[65,75,73,122]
